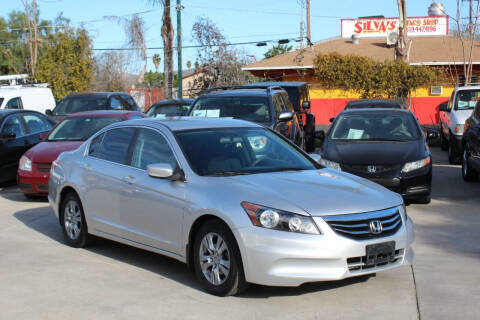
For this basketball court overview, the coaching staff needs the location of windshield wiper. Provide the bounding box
[258,167,306,173]
[207,171,252,176]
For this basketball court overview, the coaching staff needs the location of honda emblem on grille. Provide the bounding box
[367,165,377,173]
[369,220,383,234]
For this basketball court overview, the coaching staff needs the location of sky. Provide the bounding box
[0,0,469,73]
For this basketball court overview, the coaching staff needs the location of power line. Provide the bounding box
[92,37,306,51]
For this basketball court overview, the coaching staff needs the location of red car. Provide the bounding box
[17,110,144,197]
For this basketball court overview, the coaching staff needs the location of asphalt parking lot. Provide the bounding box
[0,147,479,320]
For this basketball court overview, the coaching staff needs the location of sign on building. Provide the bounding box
[341,16,448,38]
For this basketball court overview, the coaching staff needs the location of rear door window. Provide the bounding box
[88,133,105,157]
[95,127,137,165]
[1,114,26,137]
[5,97,23,109]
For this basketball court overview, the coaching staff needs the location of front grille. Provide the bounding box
[342,164,400,174]
[322,207,402,240]
[347,249,404,272]
[35,162,52,173]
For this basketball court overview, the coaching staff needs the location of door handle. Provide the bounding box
[122,175,135,184]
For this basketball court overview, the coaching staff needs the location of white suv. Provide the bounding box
[439,86,478,163]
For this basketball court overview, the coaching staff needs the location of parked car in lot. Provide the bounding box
[188,86,306,150]
[17,110,144,197]
[0,110,55,185]
[344,99,403,110]
[46,92,139,122]
[244,82,316,152]
[439,86,478,163]
[49,117,414,296]
[462,101,480,181]
[146,98,194,117]
[317,108,433,203]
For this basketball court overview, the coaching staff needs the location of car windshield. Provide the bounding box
[330,112,420,141]
[190,96,271,123]
[47,116,122,141]
[52,96,108,116]
[455,90,480,110]
[175,127,318,176]
[147,104,190,117]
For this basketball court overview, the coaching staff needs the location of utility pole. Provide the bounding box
[306,0,311,44]
[470,0,473,33]
[176,0,183,99]
[395,0,408,62]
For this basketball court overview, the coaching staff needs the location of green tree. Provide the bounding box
[263,44,293,59]
[152,53,161,72]
[313,52,438,101]
[36,27,93,100]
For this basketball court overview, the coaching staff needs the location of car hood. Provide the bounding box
[24,141,84,163]
[210,169,402,216]
[322,139,423,165]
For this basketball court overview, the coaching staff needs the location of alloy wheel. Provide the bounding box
[199,232,231,286]
[64,199,82,240]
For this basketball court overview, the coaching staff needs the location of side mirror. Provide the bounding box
[308,153,321,163]
[147,163,184,181]
[277,110,294,122]
[39,132,49,141]
[302,101,311,111]
[329,117,335,123]
[45,109,53,116]
[1,132,16,140]
[438,103,449,112]
[315,130,325,140]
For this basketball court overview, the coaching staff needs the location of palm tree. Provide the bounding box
[152,54,161,72]
[148,0,174,99]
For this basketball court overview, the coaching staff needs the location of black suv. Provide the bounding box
[46,92,139,122]
[462,101,480,181]
[188,86,305,149]
[244,82,316,151]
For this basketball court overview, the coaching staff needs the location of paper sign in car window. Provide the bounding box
[206,109,220,117]
[347,129,364,139]
[192,110,207,117]
[458,101,468,108]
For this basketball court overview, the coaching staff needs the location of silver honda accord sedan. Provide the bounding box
[48,117,414,296]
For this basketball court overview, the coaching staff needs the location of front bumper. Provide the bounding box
[17,171,50,195]
[234,215,414,287]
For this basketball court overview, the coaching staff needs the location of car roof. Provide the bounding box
[64,92,129,98]
[63,110,143,119]
[0,109,42,120]
[455,86,480,91]
[113,116,261,132]
[345,99,402,108]
[339,108,412,115]
[152,98,194,106]
[245,81,307,88]
[200,88,281,97]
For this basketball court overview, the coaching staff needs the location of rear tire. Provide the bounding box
[462,148,478,182]
[60,192,90,248]
[193,219,248,296]
[416,196,431,204]
[448,138,459,164]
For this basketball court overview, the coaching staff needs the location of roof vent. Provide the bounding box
[351,34,360,45]
[428,2,445,16]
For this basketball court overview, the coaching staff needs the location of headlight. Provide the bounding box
[454,124,464,135]
[19,156,32,172]
[401,157,431,173]
[319,158,342,171]
[398,204,408,221]
[241,202,321,235]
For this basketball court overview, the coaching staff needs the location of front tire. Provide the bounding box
[462,148,478,182]
[448,138,459,164]
[440,129,448,151]
[60,192,90,248]
[193,220,248,296]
